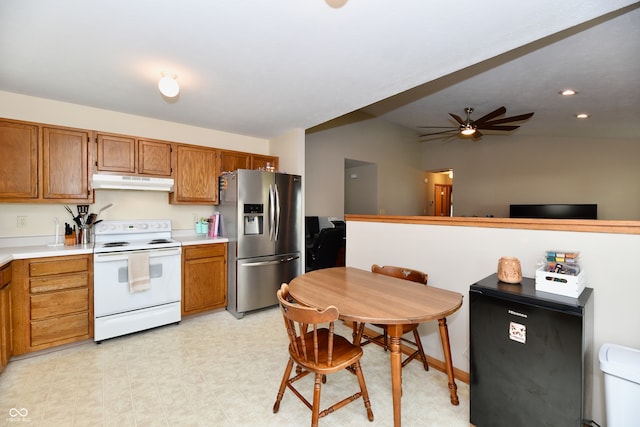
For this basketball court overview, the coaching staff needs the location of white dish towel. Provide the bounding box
[128,252,151,293]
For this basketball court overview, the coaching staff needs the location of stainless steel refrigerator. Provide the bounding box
[219,169,302,319]
[469,274,594,427]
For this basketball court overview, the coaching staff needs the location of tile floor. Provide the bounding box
[0,307,469,426]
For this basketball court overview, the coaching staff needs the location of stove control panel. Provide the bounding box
[94,219,172,236]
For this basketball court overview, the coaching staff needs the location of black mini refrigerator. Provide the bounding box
[469,274,593,427]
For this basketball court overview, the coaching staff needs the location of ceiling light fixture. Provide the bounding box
[459,107,477,136]
[460,124,477,136]
[559,89,578,96]
[158,72,179,97]
[325,0,348,8]
[576,113,590,119]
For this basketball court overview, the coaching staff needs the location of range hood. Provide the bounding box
[92,174,174,192]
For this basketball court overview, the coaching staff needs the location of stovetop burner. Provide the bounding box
[149,239,172,244]
[102,241,130,248]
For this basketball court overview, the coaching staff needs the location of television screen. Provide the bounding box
[509,204,597,220]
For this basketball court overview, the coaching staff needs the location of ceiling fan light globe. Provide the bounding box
[460,124,476,136]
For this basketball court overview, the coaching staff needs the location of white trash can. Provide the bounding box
[599,343,640,427]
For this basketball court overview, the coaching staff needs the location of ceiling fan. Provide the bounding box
[418,106,534,140]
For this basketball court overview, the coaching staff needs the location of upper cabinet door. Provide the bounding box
[42,126,92,201]
[219,150,250,174]
[251,154,278,171]
[95,133,172,177]
[96,133,136,173]
[0,119,39,200]
[171,144,218,204]
[138,139,173,177]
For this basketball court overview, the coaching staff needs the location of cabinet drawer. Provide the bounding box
[31,312,89,347]
[29,257,88,277]
[31,288,89,320]
[30,272,88,293]
[184,244,226,260]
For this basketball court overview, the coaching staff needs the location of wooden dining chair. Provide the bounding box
[273,283,374,427]
[355,264,430,371]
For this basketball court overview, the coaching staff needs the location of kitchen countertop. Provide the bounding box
[0,243,94,267]
[0,234,228,268]
[173,234,229,246]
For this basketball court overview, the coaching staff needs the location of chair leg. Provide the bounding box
[273,358,294,413]
[353,322,364,345]
[412,329,429,371]
[383,326,389,351]
[352,361,374,422]
[312,373,323,427]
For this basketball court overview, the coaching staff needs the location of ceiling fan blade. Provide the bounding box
[477,125,520,131]
[473,106,507,125]
[418,129,458,137]
[483,112,535,125]
[417,125,458,129]
[449,113,464,124]
[472,130,484,139]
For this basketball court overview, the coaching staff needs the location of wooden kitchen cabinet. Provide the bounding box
[0,119,93,203]
[95,132,173,177]
[251,154,278,171]
[138,139,173,176]
[182,243,227,316]
[11,254,93,355]
[170,144,218,204]
[0,263,12,373]
[219,150,250,174]
[43,126,93,201]
[219,150,279,175]
[0,119,39,200]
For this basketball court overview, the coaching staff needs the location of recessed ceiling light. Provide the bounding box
[576,113,589,119]
[559,89,578,96]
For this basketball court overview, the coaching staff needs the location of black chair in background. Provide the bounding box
[305,216,321,271]
[308,226,345,271]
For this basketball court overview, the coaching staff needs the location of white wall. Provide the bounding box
[345,163,378,214]
[0,92,280,236]
[305,117,425,217]
[0,91,267,152]
[422,134,640,220]
[346,219,640,425]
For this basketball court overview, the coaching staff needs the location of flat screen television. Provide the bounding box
[509,204,597,220]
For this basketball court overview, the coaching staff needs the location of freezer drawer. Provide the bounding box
[231,253,300,318]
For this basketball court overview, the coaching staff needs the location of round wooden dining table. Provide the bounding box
[289,266,463,427]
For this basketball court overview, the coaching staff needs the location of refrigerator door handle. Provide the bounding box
[242,255,300,267]
[268,184,276,241]
[274,183,281,241]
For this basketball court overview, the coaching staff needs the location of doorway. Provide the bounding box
[424,169,453,216]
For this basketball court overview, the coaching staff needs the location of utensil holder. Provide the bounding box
[80,225,92,245]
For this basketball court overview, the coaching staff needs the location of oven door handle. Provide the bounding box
[94,247,181,262]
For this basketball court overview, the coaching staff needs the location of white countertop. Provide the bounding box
[0,234,228,267]
[173,235,229,246]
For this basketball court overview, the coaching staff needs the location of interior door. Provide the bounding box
[434,184,452,216]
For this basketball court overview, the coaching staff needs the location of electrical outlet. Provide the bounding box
[17,216,27,228]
